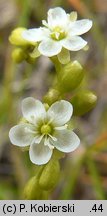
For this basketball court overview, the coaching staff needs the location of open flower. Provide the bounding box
[22,7,92,59]
[9,97,80,165]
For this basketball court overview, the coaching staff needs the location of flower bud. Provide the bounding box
[58,61,84,93]
[26,54,36,64]
[23,176,48,200]
[12,48,27,63]
[44,103,49,111]
[70,90,97,116]
[9,27,30,46]
[39,159,60,190]
[43,88,61,105]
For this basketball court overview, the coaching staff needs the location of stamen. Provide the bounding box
[34,134,44,144]
[49,134,57,142]
[55,124,68,130]
[44,137,54,149]
[50,26,66,41]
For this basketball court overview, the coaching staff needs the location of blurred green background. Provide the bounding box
[0,0,107,199]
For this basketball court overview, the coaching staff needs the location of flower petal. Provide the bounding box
[9,124,35,147]
[22,28,44,42]
[52,130,80,152]
[29,140,53,165]
[47,7,68,28]
[47,100,73,126]
[22,97,46,122]
[70,19,92,36]
[34,134,44,144]
[38,39,62,57]
[62,36,87,51]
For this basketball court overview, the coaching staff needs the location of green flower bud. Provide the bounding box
[26,54,36,64]
[23,176,48,200]
[9,27,30,46]
[29,46,41,58]
[43,89,61,105]
[39,159,60,190]
[58,61,84,93]
[70,90,97,116]
[12,48,27,63]
[44,103,49,111]
[26,46,41,64]
[23,176,42,199]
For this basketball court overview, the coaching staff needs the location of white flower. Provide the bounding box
[22,7,92,60]
[9,97,80,165]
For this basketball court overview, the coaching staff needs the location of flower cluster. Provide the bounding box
[9,98,80,165]
[22,7,92,57]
